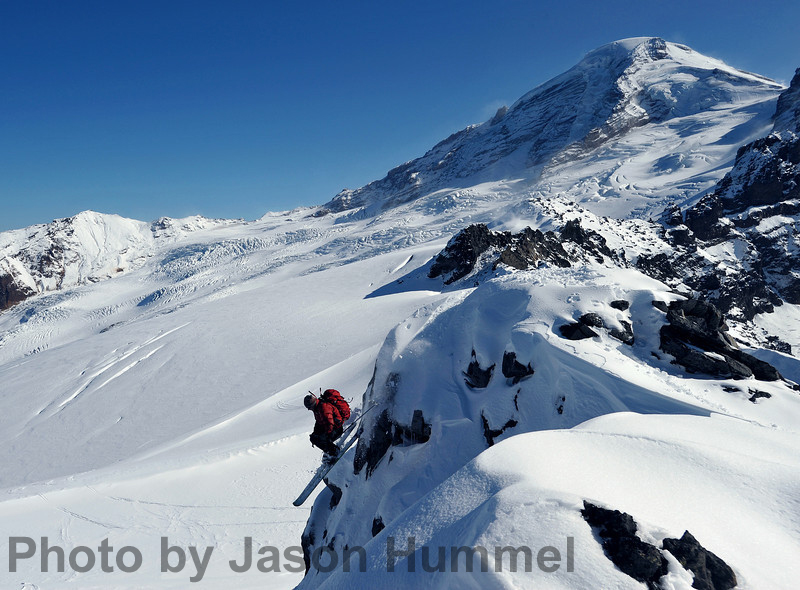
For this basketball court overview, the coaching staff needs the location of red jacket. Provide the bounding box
[313,400,343,434]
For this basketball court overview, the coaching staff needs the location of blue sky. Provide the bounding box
[1,0,799,231]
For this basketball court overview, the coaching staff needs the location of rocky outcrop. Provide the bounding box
[427,224,507,284]
[353,408,432,478]
[0,262,36,310]
[659,299,781,380]
[610,299,630,311]
[428,220,615,286]
[559,321,599,340]
[559,312,634,344]
[481,412,518,446]
[352,372,432,479]
[662,531,737,590]
[748,389,772,403]
[774,68,800,134]
[353,408,394,478]
[496,227,574,271]
[463,349,495,388]
[501,351,534,384]
[371,516,385,537]
[581,501,668,589]
[560,219,613,262]
[582,502,737,590]
[428,223,573,285]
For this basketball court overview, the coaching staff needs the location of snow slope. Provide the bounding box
[308,412,800,589]
[300,265,800,589]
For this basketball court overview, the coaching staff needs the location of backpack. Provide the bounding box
[321,389,351,422]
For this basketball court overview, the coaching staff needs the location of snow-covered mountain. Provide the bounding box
[1,38,799,590]
[326,37,782,220]
[671,67,800,321]
[0,211,235,311]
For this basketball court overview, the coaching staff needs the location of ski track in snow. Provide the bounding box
[33,323,191,421]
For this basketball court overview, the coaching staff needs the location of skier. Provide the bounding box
[304,389,351,459]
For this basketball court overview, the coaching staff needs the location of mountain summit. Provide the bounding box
[326,37,782,216]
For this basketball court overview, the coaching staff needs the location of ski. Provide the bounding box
[293,404,377,507]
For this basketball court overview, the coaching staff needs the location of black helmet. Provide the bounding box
[304,394,317,409]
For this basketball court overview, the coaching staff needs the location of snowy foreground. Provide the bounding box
[2,206,799,590]
[1,38,799,589]
[0,212,448,589]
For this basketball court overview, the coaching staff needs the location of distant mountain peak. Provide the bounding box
[324,38,783,216]
[0,212,234,311]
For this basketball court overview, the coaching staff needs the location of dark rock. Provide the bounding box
[659,298,782,381]
[765,335,792,354]
[559,322,599,340]
[581,501,637,537]
[604,535,668,588]
[610,299,630,311]
[663,202,684,226]
[662,531,737,590]
[661,330,751,378]
[577,311,634,343]
[609,320,635,345]
[648,79,800,324]
[579,312,605,328]
[427,223,575,285]
[774,68,800,133]
[560,219,613,262]
[0,271,36,311]
[725,350,782,381]
[393,409,432,445]
[581,501,668,588]
[748,389,772,403]
[667,227,694,247]
[428,224,504,284]
[301,519,317,573]
[353,409,394,478]
[684,195,729,241]
[463,349,495,388]
[355,403,431,479]
[428,221,629,287]
[496,227,572,270]
[372,516,385,537]
[501,351,534,384]
[328,482,343,509]
[668,299,727,334]
[637,253,679,284]
[652,300,669,312]
[481,412,518,446]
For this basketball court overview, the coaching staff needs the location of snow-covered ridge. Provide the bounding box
[0,211,236,310]
[299,266,800,589]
